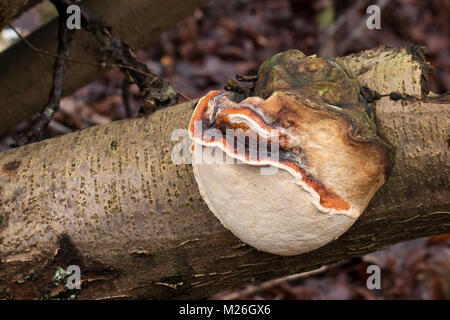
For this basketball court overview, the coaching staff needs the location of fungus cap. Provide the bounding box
[188,51,392,256]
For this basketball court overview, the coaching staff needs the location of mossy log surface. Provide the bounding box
[0,46,449,299]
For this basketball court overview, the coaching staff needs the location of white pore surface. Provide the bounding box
[192,144,357,256]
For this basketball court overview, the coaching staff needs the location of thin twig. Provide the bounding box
[121,78,133,118]
[236,74,258,82]
[9,16,193,107]
[217,266,328,300]
[12,3,75,147]
[8,24,158,81]
[56,0,179,111]
[335,0,389,54]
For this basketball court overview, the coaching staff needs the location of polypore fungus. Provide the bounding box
[189,50,393,256]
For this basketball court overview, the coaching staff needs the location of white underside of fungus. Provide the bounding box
[189,90,389,256]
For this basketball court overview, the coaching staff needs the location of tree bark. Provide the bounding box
[0,0,209,135]
[0,46,449,299]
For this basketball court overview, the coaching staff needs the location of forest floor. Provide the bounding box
[0,0,449,299]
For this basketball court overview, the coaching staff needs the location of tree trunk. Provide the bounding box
[0,0,209,135]
[0,46,449,299]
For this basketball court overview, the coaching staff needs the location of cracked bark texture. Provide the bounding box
[0,0,209,135]
[0,46,449,299]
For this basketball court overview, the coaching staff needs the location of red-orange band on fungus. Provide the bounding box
[189,90,221,136]
[190,91,351,212]
[281,161,350,211]
[215,107,274,133]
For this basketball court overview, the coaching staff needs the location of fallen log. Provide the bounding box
[0,46,448,299]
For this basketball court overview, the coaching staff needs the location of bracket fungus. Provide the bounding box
[189,50,393,256]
